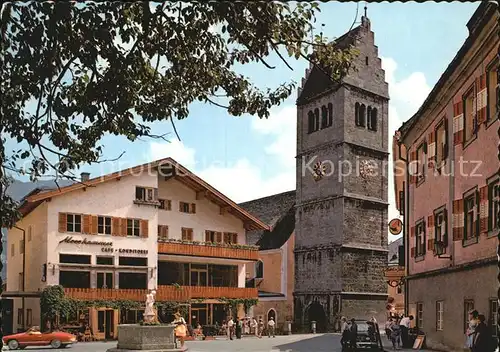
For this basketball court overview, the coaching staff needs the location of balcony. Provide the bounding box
[157,240,259,261]
[64,286,258,302]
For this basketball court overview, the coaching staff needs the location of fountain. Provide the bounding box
[107,290,182,352]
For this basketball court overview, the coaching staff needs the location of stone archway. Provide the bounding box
[267,308,277,323]
[306,301,327,333]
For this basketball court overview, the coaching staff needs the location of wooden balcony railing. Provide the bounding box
[64,286,258,302]
[157,241,259,261]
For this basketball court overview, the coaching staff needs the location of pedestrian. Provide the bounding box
[466,310,479,351]
[244,317,250,335]
[391,318,402,349]
[267,317,276,338]
[349,318,358,351]
[251,317,258,337]
[399,315,413,348]
[340,317,349,350]
[385,317,393,343]
[172,312,187,349]
[236,318,242,339]
[472,314,494,352]
[227,316,234,340]
[258,318,264,338]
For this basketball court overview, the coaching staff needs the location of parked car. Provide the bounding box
[343,319,383,351]
[2,327,77,350]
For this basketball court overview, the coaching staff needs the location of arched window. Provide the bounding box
[327,103,333,127]
[307,111,315,134]
[255,260,264,279]
[359,104,366,127]
[267,309,277,323]
[314,108,320,131]
[321,106,327,129]
[367,106,372,129]
[370,108,378,131]
[355,103,360,126]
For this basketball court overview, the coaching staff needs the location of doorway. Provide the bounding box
[191,304,208,326]
[307,302,327,332]
[97,309,115,340]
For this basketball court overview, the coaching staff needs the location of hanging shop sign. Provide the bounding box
[388,219,403,236]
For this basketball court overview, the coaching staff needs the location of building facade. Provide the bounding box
[4,158,267,338]
[393,3,499,351]
[294,15,389,331]
[240,191,296,333]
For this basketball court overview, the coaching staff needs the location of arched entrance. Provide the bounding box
[306,301,327,332]
[267,308,276,323]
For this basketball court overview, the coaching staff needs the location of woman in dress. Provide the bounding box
[466,310,479,351]
[172,312,187,348]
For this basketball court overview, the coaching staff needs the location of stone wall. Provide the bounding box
[294,247,342,293]
[341,249,387,294]
[343,199,388,247]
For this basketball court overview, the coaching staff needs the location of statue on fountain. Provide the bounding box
[143,290,157,324]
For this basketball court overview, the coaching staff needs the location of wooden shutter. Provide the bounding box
[410,226,415,238]
[427,132,435,169]
[443,117,449,160]
[427,215,434,251]
[216,232,222,243]
[453,101,464,145]
[82,215,91,234]
[58,213,67,233]
[477,74,487,124]
[232,233,238,244]
[223,232,230,243]
[167,200,172,211]
[188,229,193,241]
[140,220,149,238]
[153,188,159,201]
[91,216,98,235]
[479,185,489,233]
[452,200,464,241]
[427,238,434,251]
[205,230,211,242]
[179,202,183,212]
[410,247,416,258]
[121,218,128,237]
[190,203,196,214]
[112,217,120,236]
[409,151,417,184]
[443,210,449,246]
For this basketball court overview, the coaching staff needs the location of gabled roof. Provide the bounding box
[239,190,296,246]
[24,158,269,231]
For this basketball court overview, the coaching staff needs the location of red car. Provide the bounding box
[2,327,77,350]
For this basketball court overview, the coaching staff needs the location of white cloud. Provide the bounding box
[382,57,431,241]
[149,140,196,170]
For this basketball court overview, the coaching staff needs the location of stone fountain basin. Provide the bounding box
[107,324,182,352]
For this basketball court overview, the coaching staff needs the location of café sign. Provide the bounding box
[59,236,148,255]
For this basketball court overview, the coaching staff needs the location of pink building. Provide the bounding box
[393,3,499,351]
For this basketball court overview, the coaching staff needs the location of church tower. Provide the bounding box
[294,15,389,331]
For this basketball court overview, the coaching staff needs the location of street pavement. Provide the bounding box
[2,334,431,352]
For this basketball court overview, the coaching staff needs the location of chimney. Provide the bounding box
[81,172,90,182]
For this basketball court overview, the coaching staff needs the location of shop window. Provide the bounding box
[120,309,144,324]
[436,301,444,331]
[486,59,498,123]
[98,216,112,235]
[59,254,91,265]
[119,257,147,267]
[119,272,147,289]
[97,272,113,289]
[416,302,423,329]
[127,219,141,237]
[59,271,91,288]
[66,214,82,233]
[464,300,475,333]
[463,86,477,144]
[96,256,113,265]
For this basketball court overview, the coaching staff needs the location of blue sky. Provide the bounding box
[8,2,479,241]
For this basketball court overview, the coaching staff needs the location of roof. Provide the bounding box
[258,290,285,298]
[399,2,494,139]
[297,24,363,105]
[24,158,269,231]
[239,190,296,246]
[257,204,295,251]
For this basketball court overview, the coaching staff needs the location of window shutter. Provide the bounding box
[452,200,464,241]
[411,247,416,258]
[427,238,434,251]
[427,132,435,168]
[191,203,196,214]
[58,213,67,233]
[205,231,211,242]
[479,186,488,233]
[121,218,128,237]
[453,102,464,145]
[167,200,172,211]
[153,188,159,201]
[409,151,417,184]
[82,215,90,234]
[216,232,222,243]
[179,202,183,212]
[427,215,434,250]
[91,216,98,235]
[112,217,120,236]
[188,229,193,241]
[443,210,449,246]
[410,226,415,238]
[164,226,169,239]
[477,74,487,124]
[140,220,149,238]
[223,232,230,243]
[443,117,449,160]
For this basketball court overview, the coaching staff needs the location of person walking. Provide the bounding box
[258,318,264,338]
[172,312,187,349]
[267,317,276,338]
[227,317,234,340]
[340,317,349,350]
[466,310,479,351]
[251,317,258,337]
[235,318,242,339]
[349,318,358,351]
[472,314,494,352]
[399,315,413,348]
[391,317,402,349]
